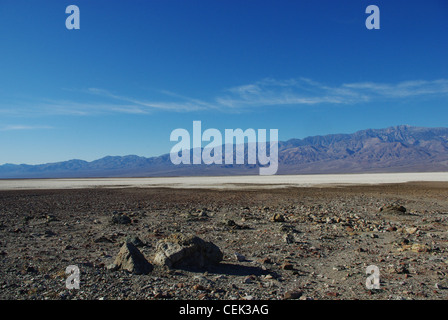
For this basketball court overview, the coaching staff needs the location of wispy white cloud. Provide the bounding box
[342,79,448,98]
[217,77,367,108]
[87,88,211,112]
[216,77,448,109]
[1,78,447,117]
[0,125,53,131]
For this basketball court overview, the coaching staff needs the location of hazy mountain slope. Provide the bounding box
[1,125,447,178]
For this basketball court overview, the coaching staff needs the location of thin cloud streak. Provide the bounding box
[1,78,447,117]
[0,125,53,131]
[218,78,448,109]
[343,79,448,98]
[87,88,210,112]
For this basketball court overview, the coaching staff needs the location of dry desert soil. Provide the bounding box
[0,182,447,300]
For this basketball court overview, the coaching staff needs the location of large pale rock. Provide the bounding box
[153,234,223,269]
[112,242,152,274]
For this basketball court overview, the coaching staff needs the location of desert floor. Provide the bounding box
[0,181,447,300]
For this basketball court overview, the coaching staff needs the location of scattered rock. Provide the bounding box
[284,233,295,244]
[44,230,56,237]
[112,242,153,274]
[24,266,38,274]
[153,233,223,269]
[46,215,58,223]
[435,283,447,290]
[282,263,294,270]
[243,275,255,284]
[406,227,418,235]
[111,214,131,225]
[271,213,285,222]
[106,263,119,271]
[234,252,246,262]
[126,236,145,247]
[380,204,407,214]
[327,292,339,297]
[198,210,208,217]
[395,265,410,274]
[411,243,430,253]
[193,284,205,291]
[223,219,249,230]
[258,257,272,264]
[284,290,303,299]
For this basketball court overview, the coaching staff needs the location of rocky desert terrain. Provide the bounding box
[0,182,447,301]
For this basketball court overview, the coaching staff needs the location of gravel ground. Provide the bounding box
[0,182,447,300]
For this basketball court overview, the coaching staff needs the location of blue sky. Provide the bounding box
[0,0,447,164]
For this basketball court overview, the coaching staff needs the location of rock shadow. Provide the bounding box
[175,262,276,277]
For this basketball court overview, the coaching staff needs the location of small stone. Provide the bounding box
[226,219,236,227]
[435,283,446,290]
[111,214,131,225]
[282,263,294,270]
[284,291,302,299]
[107,263,119,271]
[411,243,430,253]
[379,204,407,214]
[234,252,246,262]
[258,257,272,264]
[46,215,58,223]
[333,265,346,271]
[126,236,145,247]
[271,214,285,222]
[198,210,208,217]
[25,266,38,273]
[44,230,56,237]
[395,265,409,274]
[193,284,205,291]
[243,276,254,284]
[284,233,295,244]
[327,292,339,297]
[153,292,164,299]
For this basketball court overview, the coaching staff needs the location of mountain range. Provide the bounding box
[1,125,447,178]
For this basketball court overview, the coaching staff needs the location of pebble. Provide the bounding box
[282,263,294,270]
[283,290,303,300]
[234,252,246,262]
